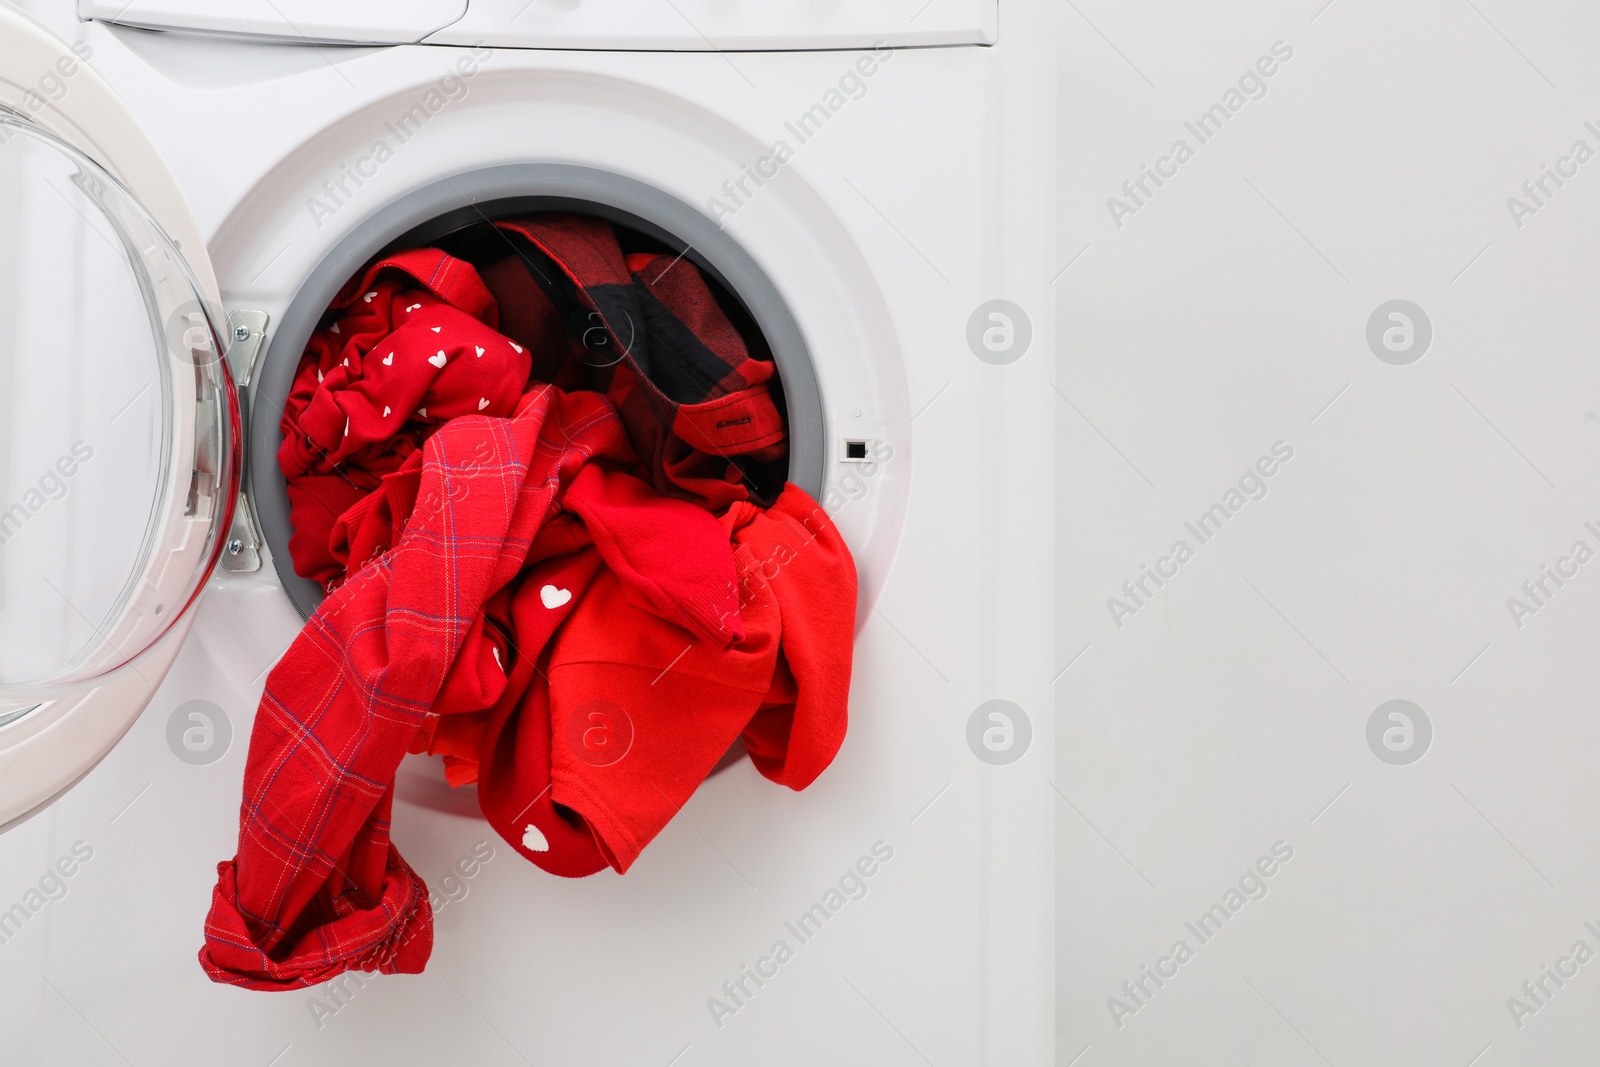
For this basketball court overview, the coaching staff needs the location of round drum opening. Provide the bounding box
[248,165,822,620]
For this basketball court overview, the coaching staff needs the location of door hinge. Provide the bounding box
[220,309,270,573]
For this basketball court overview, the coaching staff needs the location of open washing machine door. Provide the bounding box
[0,8,239,828]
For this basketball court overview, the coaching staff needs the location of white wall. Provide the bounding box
[1057,2,1600,1064]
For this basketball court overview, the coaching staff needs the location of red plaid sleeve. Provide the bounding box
[201,388,633,989]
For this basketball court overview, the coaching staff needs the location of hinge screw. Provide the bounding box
[226,538,244,555]
[232,325,250,342]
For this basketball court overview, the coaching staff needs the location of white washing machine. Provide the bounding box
[0,2,1055,1065]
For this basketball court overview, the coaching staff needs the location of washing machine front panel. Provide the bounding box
[0,5,236,824]
[0,28,1054,1067]
[194,48,1046,1065]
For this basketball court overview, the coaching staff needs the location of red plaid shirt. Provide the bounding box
[203,388,637,988]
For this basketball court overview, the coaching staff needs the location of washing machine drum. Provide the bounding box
[249,167,826,622]
[0,6,240,828]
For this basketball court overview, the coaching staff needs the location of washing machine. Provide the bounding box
[0,2,1055,1064]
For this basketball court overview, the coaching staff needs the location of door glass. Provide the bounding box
[0,114,234,701]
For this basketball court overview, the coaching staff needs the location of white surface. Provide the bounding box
[0,4,1055,1067]
[1057,3,1600,1066]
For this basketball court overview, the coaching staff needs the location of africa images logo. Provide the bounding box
[1105,441,1294,628]
[1105,40,1295,229]
[0,841,94,947]
[707,841,894,1030]
[0,440,95,547]
[1107,840,1294,1028]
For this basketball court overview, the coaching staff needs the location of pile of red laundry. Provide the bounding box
[199,214,856,990]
